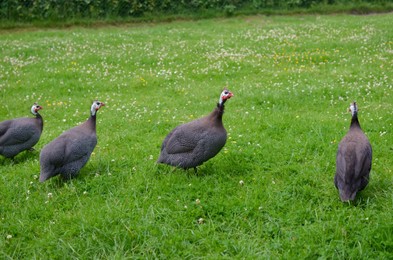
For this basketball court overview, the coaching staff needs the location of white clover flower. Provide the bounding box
[239,180,244,186]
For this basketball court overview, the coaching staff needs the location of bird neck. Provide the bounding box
[213,103,225,121]
[36,113,44,130]
[350,113,361,129]
[87,114,97,131]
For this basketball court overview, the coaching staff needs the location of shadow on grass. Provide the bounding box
[155,163,213,178]
[335,191,375,208]
[37,163,97,188]
[0,149,40,166]
[155,159,245,179]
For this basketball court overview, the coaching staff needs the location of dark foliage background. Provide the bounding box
[1,0,393,22]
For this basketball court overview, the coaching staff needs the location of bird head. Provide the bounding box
[349,101,358,116]
[218,88,234,106]
[31,103,43,115]
[91,100,105,116]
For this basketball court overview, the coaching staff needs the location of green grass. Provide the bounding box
[1,13,393,258]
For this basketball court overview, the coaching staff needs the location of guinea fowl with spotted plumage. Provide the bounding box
[0,103,43,158]
[39,101,105,182]
[335,102,372,202]
[157,89,233,171]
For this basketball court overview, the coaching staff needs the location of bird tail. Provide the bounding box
[339,189,357,202]
[39,165,57,182]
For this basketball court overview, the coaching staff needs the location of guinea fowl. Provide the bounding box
[335,102,372,202]
[0,103,43,158]
[39,101,105,182]
[157,88,233,171]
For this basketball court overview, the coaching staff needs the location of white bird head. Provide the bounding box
[349,101,358,116]
[218,88,234,106]
[91,100,105,116]
[31,103,43,115]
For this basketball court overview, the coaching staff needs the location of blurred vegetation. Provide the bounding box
[1,0,393,27]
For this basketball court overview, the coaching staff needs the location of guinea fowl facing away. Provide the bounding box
[0,103,43,158]
[157,89,234,171]
[39,101,105,182]
[335,102,372,202]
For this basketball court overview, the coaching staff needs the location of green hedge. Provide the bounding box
[0,0,392,22]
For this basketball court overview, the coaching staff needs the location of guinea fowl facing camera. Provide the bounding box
[335,102,372,202]
[39,101,105,182]
[0,103,43,158]
[157,88,234,171]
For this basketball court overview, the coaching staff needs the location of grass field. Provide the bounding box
[1,13,393,258]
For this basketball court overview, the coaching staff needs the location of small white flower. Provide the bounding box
[83,191,88,195]
[239,180,244,186]
[198,218,204,224]
[47,193,53,198]
[195,199,201,205]
[6,235,12,239]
